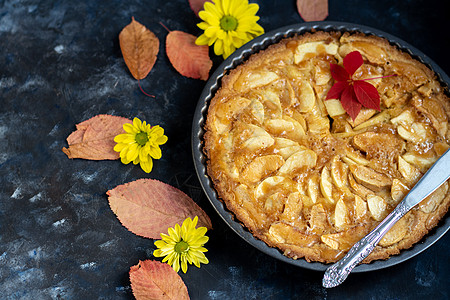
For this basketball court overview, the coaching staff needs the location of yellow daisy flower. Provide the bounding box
[113,117,168,173]
[153,216,209,273]
[195,0,264,59]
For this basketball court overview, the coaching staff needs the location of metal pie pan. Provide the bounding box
[192,22,450,272]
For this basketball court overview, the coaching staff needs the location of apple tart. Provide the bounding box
[203,31,450,263]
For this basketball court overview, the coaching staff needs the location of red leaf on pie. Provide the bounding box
[166,30,212,81]
[326,50,382,120]
[353,80,381,111]
[119,17,159,80]
[189,0,212,16]
[107,179,212,239]
[340,85,361,121]
[130,260,189,300]
[296,0,328,22]
[325,80,347,100]
[329,63,350,82]
[62,115,131,160]
[343,51,364,76]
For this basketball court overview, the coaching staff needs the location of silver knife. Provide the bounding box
[322,149,450,288]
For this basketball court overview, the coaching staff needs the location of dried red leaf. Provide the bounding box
[340,85,361,121]
[166,30,212,81]
[296,0,328,22]
[330,64,350,82]
[325,81,347,100]
[107,179,212,239]
[130,260,189,300]
[343,50,364,75]
[62,115,131,160]
[326,51,383,120]
[353,80,381,111]
[119,17,159,80]
[189,0,212,16]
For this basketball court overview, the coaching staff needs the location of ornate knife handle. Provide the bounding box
[322,200,410,288]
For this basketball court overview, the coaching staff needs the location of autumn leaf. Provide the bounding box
[130,260,189,300]
[297,0,328,22]
[62,115,131,160]
[119,17,159,80]
[325,51,390,120]
[107,179,212,239]
[166,30,212,81]
[189,0,212,16]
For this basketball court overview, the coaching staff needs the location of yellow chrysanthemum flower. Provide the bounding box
[113,117,168,173]
[153,216,209,273]
[195,0,264,59]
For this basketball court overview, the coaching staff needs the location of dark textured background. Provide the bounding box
[0,0,449,299]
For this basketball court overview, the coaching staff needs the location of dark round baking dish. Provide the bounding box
[191,21,450,272]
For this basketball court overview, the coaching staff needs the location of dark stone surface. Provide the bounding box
[0,0,449,299]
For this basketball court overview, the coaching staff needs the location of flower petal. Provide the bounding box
[139,158,153,173]
[123,123,138,134]
[214,38,224,57]
[195,33,211,46]
[156,135,168,145]
[149,146,162,159]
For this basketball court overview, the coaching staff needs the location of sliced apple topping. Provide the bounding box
[248,99,265,124]
[307,173,320,204]
[334,199,350,230]
[379,214,410,247]
[419,182,449,213]
[279,148,317,174]
[390,179,410,203]
[367,194,388,221]
[241,124,274,151]
[297,81,316,113]
[280,192,303,222]
[241,155,285,184]
[235,70,279,91]
[354,195,368,220]
[294,41,338,64]
[330,156,349,189]
[320,166,335,203]
[397,156,422,186]
[350,165,391,192]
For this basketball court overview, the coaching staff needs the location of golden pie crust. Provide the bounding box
[204,31,450,263]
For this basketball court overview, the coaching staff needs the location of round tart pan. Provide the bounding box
[192,21,450,272]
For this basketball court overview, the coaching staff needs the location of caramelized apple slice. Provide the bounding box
[334,199,350,230]
[320,166,334,203]
[279,148,317,174]
[241,155,285,184]
[242,124,274,151]
[350,165,391,191]
[379,214,411,247]
[367,194,388,221]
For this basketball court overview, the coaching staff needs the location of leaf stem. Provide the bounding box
[159,22,171,32]
[138,80,155,98]
[359,74,397,81]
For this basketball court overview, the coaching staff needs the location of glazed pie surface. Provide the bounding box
[204,31,450,263]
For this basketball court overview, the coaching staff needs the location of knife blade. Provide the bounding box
[322,148,450,288]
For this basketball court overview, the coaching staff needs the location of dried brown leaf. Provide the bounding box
[189,0,212,16]
[119,17,159,80]
[130,260,189,300]
[166,30,212,81]
[62,114,131,160]
[107,179,212,239]
[297,0,328,22]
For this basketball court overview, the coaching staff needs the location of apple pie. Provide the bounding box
[203,31,450,263]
